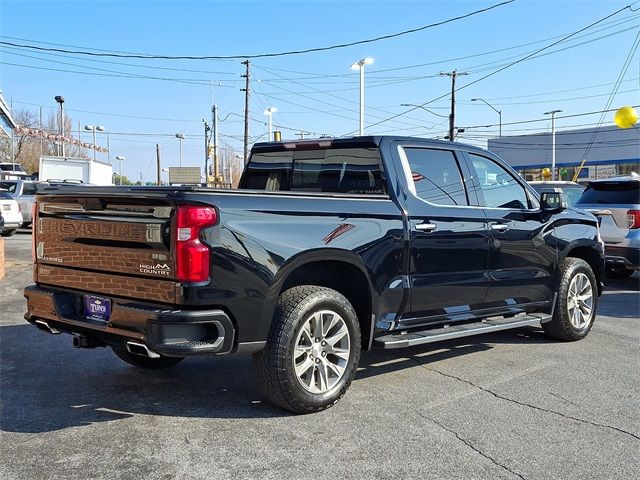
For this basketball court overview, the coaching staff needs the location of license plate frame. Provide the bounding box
[83,295,111,323]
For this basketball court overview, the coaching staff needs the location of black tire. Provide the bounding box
[254,285,361,414]
[543,258,598,341]
[605,268,634,280]
[111,347,185,369]
[1,229,17,237]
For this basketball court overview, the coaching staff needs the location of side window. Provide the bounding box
[468,153,528,209]
[404,147,468,206]
[23,184,38,195]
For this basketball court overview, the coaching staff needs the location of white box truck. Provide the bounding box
[38,157,113,185]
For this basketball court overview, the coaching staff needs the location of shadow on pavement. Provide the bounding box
[597,291,640,318]
[1,322,558,434]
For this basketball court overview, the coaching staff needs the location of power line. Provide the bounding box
[0,60,213,85]
[250,12,640,82]
[253,65,432,127]
[0,44,239,76]
[576,27,640,178]
[0,1,515,60]
[371,13,640,75]
[463,78,639,102]
[350,3,639,134]
[461,105,640,130]
[461,24,640,74]
[462,88,638,106]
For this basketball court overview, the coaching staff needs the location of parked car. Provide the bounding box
[24,136,604,413]
[0,179,38,227]
[529,181,585,207]
[575,174,640,279]
[0,191,23,236]
[0,162,30,180]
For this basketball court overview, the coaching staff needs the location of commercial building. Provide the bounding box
[0,90,16,145]
[488,125,639,182]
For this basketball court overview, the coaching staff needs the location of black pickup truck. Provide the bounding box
[25,136,604,413]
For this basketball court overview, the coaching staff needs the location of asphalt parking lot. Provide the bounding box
[1,231,638,480]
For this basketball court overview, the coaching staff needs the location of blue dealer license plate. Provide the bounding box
[84,295,111,323]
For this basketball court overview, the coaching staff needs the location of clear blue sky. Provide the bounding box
[1,0,638,182]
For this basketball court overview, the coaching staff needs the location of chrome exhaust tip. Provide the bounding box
[35,320,61,335]
[125,341,160,358]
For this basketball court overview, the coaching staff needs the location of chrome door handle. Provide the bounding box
[415,222,437,232]
[491,224,509,232]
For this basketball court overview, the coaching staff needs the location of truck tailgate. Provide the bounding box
[35,193,179,303]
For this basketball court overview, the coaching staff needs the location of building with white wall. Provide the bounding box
[488,125,639,182]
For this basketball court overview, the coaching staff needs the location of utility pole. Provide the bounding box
[39,107,43,156]
[241,60,250,165]
[296,131,306,140]
[156,144,161,185]
[204,121,211,184]
[213,104,219,183]
[439,70,468,141]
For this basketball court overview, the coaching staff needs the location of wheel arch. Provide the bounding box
[563,243,605,295]
[263,249,377,350]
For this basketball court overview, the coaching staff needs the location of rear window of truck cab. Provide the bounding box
[242,147,387,194]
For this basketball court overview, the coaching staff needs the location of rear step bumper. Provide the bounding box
[374,313,551,349]
[24,284,235,356]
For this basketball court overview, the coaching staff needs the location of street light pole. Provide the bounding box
[115,156,125,185]
[54,96,65,156]
[264,107,277,141]
[84,125,105,162]
[350,58,374,136]
[543,110,562,181]
[175,133,184,167]
[471,98,502,137]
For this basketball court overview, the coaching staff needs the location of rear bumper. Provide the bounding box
[24,284,236,356]
[1,220,23,229]
[605,245,640,270]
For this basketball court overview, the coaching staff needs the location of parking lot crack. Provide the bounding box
[547,391,581,407]
[411,358,640,442]
[411,408,527,480]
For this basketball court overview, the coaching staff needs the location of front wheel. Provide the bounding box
[111,347,185,369]
[543,258,597,341]
[254,285,361,414]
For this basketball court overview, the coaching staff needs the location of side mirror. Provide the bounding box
[540,191,567,211]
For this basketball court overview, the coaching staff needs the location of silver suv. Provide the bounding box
[576,174,640,279]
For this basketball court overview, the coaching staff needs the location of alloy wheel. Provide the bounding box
[293,310,351,394]
[566,272,593,329]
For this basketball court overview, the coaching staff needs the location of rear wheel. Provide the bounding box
[254,285,361,414]
[111,347,185,369]
[1,229,16,237]
[606,268,634,280]
[543,258,597,341]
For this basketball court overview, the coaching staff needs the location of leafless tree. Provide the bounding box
[0,108,88,174]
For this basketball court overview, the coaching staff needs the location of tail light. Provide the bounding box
[628,210,640,229]
[175,206,217,283]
